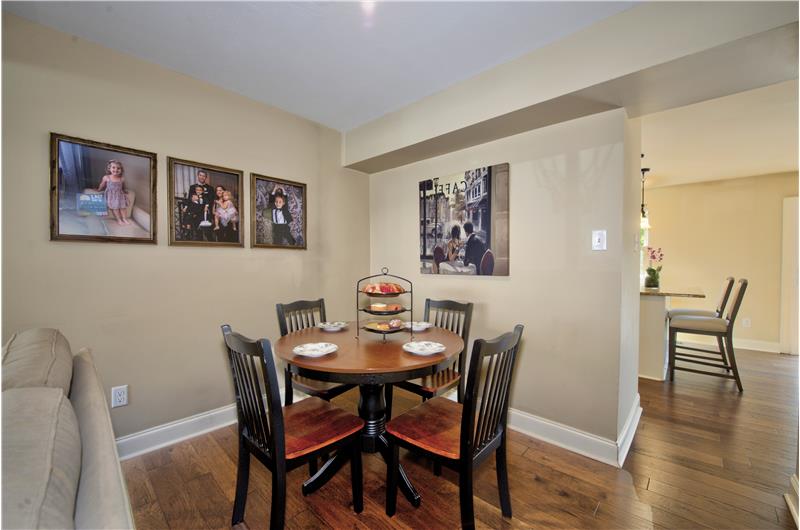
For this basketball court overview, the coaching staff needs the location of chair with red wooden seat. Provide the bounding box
[385,299,473,420]
[277,299,356,406]
[221,325,364,529]
[385,325,524,530]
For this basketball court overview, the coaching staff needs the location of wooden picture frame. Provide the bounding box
[50,133,157,244]
[251,173,307,250]
[168,157,244,247]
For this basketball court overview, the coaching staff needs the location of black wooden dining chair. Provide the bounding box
[276,299,356,406]
[385,325,524,530]
[386,299,474,418]
[221,325,364,529]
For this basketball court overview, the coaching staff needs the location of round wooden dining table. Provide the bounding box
[274,322,464,507]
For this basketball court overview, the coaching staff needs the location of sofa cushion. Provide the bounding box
[2,387,81,529]
[70,349,134,530]
[2,328,73,394]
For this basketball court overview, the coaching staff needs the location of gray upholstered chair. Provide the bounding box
[667,276,734,320]
[668,279,748,392]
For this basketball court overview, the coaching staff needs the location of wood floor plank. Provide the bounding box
[148,462,211,530]
[124,349,797,529]
[184,473,232,530]
[129,500,170,530]
[121,457,158,510]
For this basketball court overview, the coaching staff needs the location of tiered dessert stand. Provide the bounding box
[356,267,413,341]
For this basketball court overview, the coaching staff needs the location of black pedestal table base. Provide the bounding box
[302,383,421,507]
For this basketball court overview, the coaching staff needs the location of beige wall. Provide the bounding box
[369,109,640,441]
[647,172,798,345]
[2,15,370,437]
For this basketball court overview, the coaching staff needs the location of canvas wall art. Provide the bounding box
[50,133,157,244]
[251,174,307,249]
[419,162,509,276]
[168,157,244,246]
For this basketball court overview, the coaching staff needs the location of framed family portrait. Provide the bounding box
[251,173,307,249]
[168,157,244,247]
[50,133,157,244]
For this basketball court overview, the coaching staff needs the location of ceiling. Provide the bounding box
[642,80,799,188]
[4,1,633,132]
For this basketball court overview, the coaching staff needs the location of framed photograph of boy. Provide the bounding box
[168,157,244,247]
[50,133,157,244]
[251,173,307,250]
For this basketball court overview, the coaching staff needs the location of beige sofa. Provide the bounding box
[2,328,134,529]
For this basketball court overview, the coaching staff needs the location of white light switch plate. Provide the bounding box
[592,230,607,251]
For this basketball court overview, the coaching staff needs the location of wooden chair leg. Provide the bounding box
[717,336,731,371]
[496,435,512,518]
[724,335,744,392]
[385,384,393,422]
[385,441,399,516]
[459,468,475,530]
[668,329,677,382]
[270,466,287,529]
[232,438,250,525]
[284,367,294,406]
[351,438,363,513]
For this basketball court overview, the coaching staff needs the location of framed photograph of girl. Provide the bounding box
[50,133,157,244]
[251,173,307,250]
[168,157,244,247]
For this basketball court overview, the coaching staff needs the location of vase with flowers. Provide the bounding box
[644,246,664,288]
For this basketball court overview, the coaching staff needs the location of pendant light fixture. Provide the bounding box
[640,154,651,229]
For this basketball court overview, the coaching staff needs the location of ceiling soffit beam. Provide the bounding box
[345,2,798,174]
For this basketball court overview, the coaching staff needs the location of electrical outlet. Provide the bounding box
[111,385,128,408]
[742,318,752,328]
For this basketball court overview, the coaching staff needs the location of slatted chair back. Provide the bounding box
[221,325,285,462]
[715,277,735,316]
[425,299,473,391]
[723,279,748,327]
[460,325,523,462]
[276,299,326,336]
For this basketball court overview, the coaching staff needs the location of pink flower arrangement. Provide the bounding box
[646,246,664,263]
[644,246,664,288]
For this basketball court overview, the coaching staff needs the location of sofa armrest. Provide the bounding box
[69,348,134,530]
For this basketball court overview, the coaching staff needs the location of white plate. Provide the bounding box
[318,322,347,332]
[293,342,338,357]
[404,321,433,332]
[402,341,446,356]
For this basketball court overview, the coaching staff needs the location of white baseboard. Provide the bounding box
[116,388,302,460]
[118,388,642,469]
[506,394,641,468]
[116,403,237,460]
[616,394,642,467]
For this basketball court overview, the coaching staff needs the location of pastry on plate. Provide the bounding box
[362,282,405,294]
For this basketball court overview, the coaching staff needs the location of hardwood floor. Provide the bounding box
[123,348,797,529]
